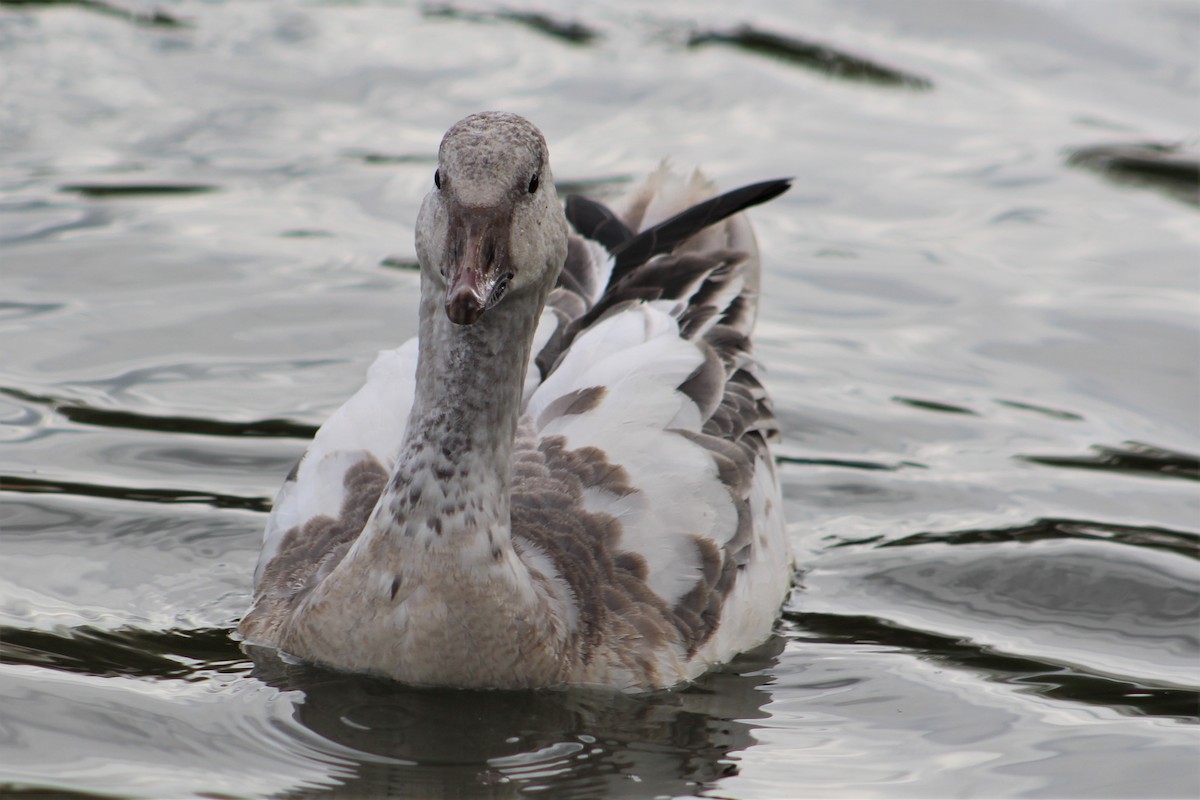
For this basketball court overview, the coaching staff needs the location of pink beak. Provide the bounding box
[444,211,509,326]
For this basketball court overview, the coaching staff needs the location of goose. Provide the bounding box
[239,111,793,690]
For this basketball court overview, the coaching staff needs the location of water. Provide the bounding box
[1,0,1197,797]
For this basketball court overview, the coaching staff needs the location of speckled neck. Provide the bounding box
[370,273,551,558]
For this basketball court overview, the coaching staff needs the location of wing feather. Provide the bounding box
[518,170,790,659]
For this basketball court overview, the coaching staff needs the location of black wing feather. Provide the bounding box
[564,194,635,251]
[607,178,791,281]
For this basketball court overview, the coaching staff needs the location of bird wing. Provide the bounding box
[511,171,792,669]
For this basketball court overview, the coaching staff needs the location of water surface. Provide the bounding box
[1,0,1198,797]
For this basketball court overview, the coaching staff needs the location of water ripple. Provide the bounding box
[687,23,934,89]
[0,474,272,512]
[786,612,1198,721]
[1,386,318,440]
[1020,441,1200,482]
[0,625,244,683]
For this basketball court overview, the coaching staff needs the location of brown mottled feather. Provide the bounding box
[241,457,388,642]
[509,422,681,669]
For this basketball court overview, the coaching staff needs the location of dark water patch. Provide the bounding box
[423,4,600,45]
[776,454,926,471]
[687,24,933,89]
[0,387,319,440]
[1067,142,1200,207]
[880,516,1200,560]
[994,398,1085,421]
[0,0,187,28]
[0,301,65,323]
[344,149,437,166]
[243,641,780,795]
[380,256,420,272]
[555,175,635,196]
[0,474,272,512]
[57,406,317,441]
[0,787,114,800]
[59,183,217,198]
[1020,441,1200,482]
[0,625,243,682]
[498,9,598,44]
[827,534,888,549]
[786,611,1199,721]
[892,395,979,415]
[280,229,335,239]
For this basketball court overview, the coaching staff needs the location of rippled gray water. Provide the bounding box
[1,1,1198,797]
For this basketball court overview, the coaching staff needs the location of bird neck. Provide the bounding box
[375,281,545,558]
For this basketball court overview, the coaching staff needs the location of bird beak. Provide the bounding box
[445,260,489,326]
[445,211,508,326]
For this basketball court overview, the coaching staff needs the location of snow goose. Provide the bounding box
[239,111,792,690]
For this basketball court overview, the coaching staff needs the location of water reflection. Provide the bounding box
[0,0,186,29]
[687,24,933,89]
[1019,441,1200,482]
[247,640,783,798]
[424,4,600,46]
[1066,142,1200,207]
[0,624,241,681]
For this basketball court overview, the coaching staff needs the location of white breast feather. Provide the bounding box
[522,308,559,405]
[253,340,419,586]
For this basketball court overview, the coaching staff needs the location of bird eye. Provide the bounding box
[434,169,441,189]
[490,272,513,306]
[528,173,539,194]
